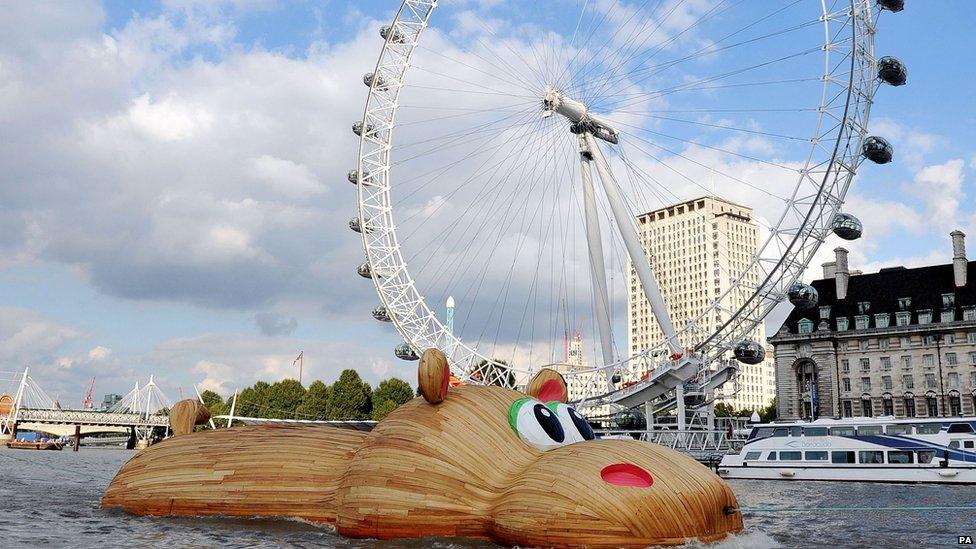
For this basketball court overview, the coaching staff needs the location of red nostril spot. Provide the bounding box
[537,379,565,402]
[601,463,653,488]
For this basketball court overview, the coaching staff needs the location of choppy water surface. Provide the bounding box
[1,448,973,548]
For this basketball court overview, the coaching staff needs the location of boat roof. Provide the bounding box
[749,416,976,428]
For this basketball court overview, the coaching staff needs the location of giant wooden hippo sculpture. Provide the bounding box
[103,349,742,547]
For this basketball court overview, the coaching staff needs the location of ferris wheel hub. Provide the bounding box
[542,87,619,144]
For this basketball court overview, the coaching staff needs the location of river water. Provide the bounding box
[1,447,973,548]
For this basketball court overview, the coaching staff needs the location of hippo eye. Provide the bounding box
[508,398,565,450]
[547,402,596,443]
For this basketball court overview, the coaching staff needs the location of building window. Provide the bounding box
[900,355,912,369]
[880,338,890,350]
[855,316,870,330]
[898,297,912,310]
[918,310,932,325]
[926,396,938,417]
[842,378,851,392]
[875,313,890,328]
[946,352,957,366]
[880,356,891,371]
[798,318,814,334]
[922,335,936,346]
[942,293,956,308]
[971,371,976,387]
[837,317,849,331]
[948,372,960,389]
[860,339,870,351]
[950,395,962,416]
[941,310,955,323]
[945,333,955,344]
[841,359,850,373]
[861,377,871,391]
[882,398,894,416]
[904,397,916,417]
[819,306,831,319]
[882,376,892,390]
[862,399,873,417]
[902,374,914,389]
[923,354,935,367]
[860,358,870,372]
[842,400,853,417]
[968,332,976,344]
[925,373,937,389]
[896,311,911,326]
[964,307,976,321]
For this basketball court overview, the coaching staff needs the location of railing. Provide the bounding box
[596,429,746,462]
[14,408,169,427]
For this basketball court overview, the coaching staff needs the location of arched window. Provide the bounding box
[903,392,916,418]
[925,391,939,417]
[882,393,894,416]
[861,394,873,417]
[794,360,818,419]
[948,391,962,416]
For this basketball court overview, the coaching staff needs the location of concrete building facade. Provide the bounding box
[627,196,776,410]
[771,232,976,421]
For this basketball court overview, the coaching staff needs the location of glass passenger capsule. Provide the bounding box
[363,72,389,91]
[877,56,907,86]
[394,342,419,361]
[348,169,372,185]
[733,340,765,365]
[352,121,376,137]
[372,304,392,322]
[831,213,863,241]
[357,262,372,279]
[379,25,405,43]
[877,0,904,12]
[862,136,893,164]
[787,282,819,309]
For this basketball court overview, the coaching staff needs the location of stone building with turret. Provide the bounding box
[770,231,976,421]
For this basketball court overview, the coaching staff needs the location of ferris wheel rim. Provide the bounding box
[355,0,878,383]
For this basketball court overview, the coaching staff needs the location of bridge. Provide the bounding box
[1,368,171,450]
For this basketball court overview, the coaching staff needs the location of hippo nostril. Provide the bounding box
[600,463,653,488]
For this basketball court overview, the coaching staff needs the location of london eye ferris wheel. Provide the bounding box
[351,0,907,410]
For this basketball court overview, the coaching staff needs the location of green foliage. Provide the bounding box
[265,379,306,419]
[199,390,223,409]
[370,378,414,421]
[714,398,778,423]
[472,359,516,388]
[295,380,330,419]
[236,381,272,418]
[326,369,372,420]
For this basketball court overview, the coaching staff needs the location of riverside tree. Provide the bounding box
[370,378,414,421]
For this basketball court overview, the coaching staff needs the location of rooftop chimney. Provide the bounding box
[951,230,967,287]
[834,247,849,300]
[822,261,837,279]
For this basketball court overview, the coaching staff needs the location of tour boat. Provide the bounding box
[6,439,64,451]
[717,417,976,484]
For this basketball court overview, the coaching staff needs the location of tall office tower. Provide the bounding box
[627,196,775,411]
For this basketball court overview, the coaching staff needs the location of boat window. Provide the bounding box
[789,426,802,437]
[886,424,912,435]
[916,450,935,464]
[887,451,914,464]
[915,423,941,435]
[744,451,762,460]
[858,451,884,464]
[772,427,789,437]
[949,441,960,449]
[947,423,975,434]
[751,427,774,440]
[831,451,856,464]
[766,452,777,460]
[805,451,828,461]
[857,425,883,436]
[830,427,856,437]
[780,451,802,461]
[803,427,828,436]
[965,441,974,449]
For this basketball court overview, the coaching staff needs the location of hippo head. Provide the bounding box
[335,349,743,547]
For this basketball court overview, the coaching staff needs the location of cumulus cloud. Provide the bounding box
[254,312,298,336]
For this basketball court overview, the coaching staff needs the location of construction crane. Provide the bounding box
[82,377,95,409]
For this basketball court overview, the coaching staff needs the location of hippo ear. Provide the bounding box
[525,368,569,403]
[418,348,450,404]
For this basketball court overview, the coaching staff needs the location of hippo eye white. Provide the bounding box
[547,402,596,443]
[508,398,565,450]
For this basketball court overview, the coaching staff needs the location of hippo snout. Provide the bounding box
[491,439,742,548]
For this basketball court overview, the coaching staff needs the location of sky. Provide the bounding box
[1,0,974,406]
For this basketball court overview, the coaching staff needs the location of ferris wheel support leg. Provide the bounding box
[579,136,615,382]
[584,133,681,355]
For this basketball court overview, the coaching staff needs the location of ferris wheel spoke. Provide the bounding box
[414,45,542,95]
